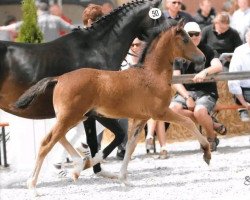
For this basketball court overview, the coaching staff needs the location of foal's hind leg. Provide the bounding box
[119,119,147,186]
[27,120,77,195]
[157,108,211,164]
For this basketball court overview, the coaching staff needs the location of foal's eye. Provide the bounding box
[183,37,189,44]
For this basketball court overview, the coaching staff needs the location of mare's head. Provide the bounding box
[139,19,206,70]
[133,0,165,40]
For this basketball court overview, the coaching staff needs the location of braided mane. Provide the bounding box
[86,0,147,30]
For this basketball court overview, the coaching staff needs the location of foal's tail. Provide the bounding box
[15,77,58,109]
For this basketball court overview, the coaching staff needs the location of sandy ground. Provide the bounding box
[1,135,250,200]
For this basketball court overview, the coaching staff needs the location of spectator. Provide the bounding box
[0,15,18,41]
[201,12,242,69]
[193,0,216,30]
[230,0,250,42]
[163,0,195,24]
[228,29,250,122]
[168,22,223,152]
[102,2,114,15]
[0,1,75,42]
[146,119,168,159]
[82,3,103,27]
[49,4,72,36]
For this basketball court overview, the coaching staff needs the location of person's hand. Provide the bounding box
[192,69,207,83]
[186,97,195,111]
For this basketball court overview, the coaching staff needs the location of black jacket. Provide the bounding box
[193,8,216,30]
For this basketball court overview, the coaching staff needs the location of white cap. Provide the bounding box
[184,22,201,33]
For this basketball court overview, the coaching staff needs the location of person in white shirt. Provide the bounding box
[0,2,75,42]
[230,0,250,42]
[228,29,250,122]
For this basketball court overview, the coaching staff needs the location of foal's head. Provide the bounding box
[139,19,206,70]
[168,19,206,69]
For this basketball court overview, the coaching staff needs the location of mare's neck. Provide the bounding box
[85,11,144,69]
[143,32,173,78]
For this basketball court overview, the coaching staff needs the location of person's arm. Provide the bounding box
[192,58,222,82]
[0,21,22,32]
[228,51,250,109]
[172,70,195,111]
[58,17,75,32]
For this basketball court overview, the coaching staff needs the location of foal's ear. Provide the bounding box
[176,18,185,32]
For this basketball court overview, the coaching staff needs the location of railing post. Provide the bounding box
[0,122,9,167]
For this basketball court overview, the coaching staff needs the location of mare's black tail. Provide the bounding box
[15,77,58,109]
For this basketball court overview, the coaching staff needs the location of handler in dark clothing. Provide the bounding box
[193,0,216,30]
[201,12,242,69]
[168,22,224,151]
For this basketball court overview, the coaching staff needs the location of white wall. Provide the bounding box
[0,110,105,171]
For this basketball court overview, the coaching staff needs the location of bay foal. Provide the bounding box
[15,19,210,192]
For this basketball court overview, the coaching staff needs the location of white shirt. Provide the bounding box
[0,11,75,42]
[230,8,250,42]
[228,43,250,95]
[38,11,75,42]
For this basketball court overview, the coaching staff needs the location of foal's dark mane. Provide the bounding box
[137,20,180,65]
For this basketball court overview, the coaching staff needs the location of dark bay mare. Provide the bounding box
[15,19,210,192]
[0,0,164,174]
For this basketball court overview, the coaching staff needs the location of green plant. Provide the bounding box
[16,0,43,43]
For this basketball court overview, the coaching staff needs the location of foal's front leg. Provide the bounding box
[158,108,211,164]
[59,136,84,181]
[119,119,147,186]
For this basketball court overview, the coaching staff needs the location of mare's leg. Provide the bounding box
[157,108,211,164]
[119,119,147,185]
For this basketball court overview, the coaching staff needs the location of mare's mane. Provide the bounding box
[137,19,180,65]
[85,0,147,31]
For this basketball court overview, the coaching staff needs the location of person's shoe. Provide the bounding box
[76,142,91,159]
[212,116,227,135]
[53,163,68,178]
[116,149,125,160]
[158,150,169,159]
[239,109,250,122]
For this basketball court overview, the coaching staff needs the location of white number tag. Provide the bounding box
[149,8,162,20]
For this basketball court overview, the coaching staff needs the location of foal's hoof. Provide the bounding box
[72,172,80,182]
[27,179,39,197]
[118,173,133,186]
[203,155,211,165]
[201,145,211,165]
[96,169,118,179]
